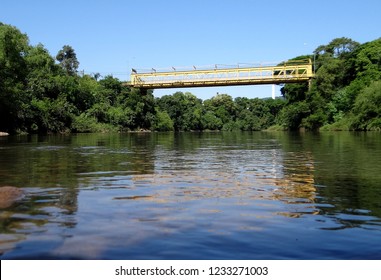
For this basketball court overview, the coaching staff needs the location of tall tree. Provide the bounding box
[56,45,79,75]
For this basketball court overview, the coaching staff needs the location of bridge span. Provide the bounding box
[130,59,314,89]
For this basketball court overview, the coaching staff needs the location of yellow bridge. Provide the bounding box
[130,59,314,89]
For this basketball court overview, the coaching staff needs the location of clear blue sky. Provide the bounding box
[1,0,380,100]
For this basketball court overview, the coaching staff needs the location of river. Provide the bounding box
[0,131,380,259]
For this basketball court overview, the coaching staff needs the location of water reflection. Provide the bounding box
[1,132,381,259]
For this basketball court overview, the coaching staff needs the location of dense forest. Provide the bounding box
[1,23,381,134]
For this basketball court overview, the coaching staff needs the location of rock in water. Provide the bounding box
[0,186,25,209]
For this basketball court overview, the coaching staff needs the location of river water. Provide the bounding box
[0,132,380,259]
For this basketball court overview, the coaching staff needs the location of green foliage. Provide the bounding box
[98,75,122,106]
[156,92,203,131]
[204,94,236,124]
[30,96,75,133]
[71,113,117,133]
[277,36,381,131]
[349,81,381,130]
[153,109,174,131]
[353,39,381,82]
[281,83,308,102]
[201,111,223,130]
[277,101,310,130]
[0,23,29,131]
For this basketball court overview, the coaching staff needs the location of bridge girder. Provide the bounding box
[130,59,314,89]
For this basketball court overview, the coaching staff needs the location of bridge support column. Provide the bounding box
[308,79,313,91]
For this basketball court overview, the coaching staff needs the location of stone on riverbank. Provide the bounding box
[0,186,25,209]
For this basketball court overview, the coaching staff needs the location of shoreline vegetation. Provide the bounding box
[1,22,381,135]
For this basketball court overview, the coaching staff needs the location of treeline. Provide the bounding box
[280,37,381,131]
[1,23,381,134]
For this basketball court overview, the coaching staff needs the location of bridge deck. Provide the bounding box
[130,60,314,89]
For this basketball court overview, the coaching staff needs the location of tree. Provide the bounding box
[156,92,203,131]
[233,97,276,131]
[314,37,359,59]
[201,111,223,130]
[153,109,174,131]
[25,43,61,99]
[349,81,381,130]
[123,87,156,130]
[277,101,310,130]
[30,96,75,133]
[56,45,79,75]
[353,38,381,82]
[313,38,360,89]
[322,38,381,130]
[0,23,29,131]
[203,94,236,125]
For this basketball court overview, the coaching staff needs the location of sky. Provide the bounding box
[1,0,380,100]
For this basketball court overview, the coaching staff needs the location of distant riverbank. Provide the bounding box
[1,23,380,135]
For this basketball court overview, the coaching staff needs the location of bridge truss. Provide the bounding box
[130,59,314,89]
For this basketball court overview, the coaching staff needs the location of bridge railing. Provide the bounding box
[130,59,314,89]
